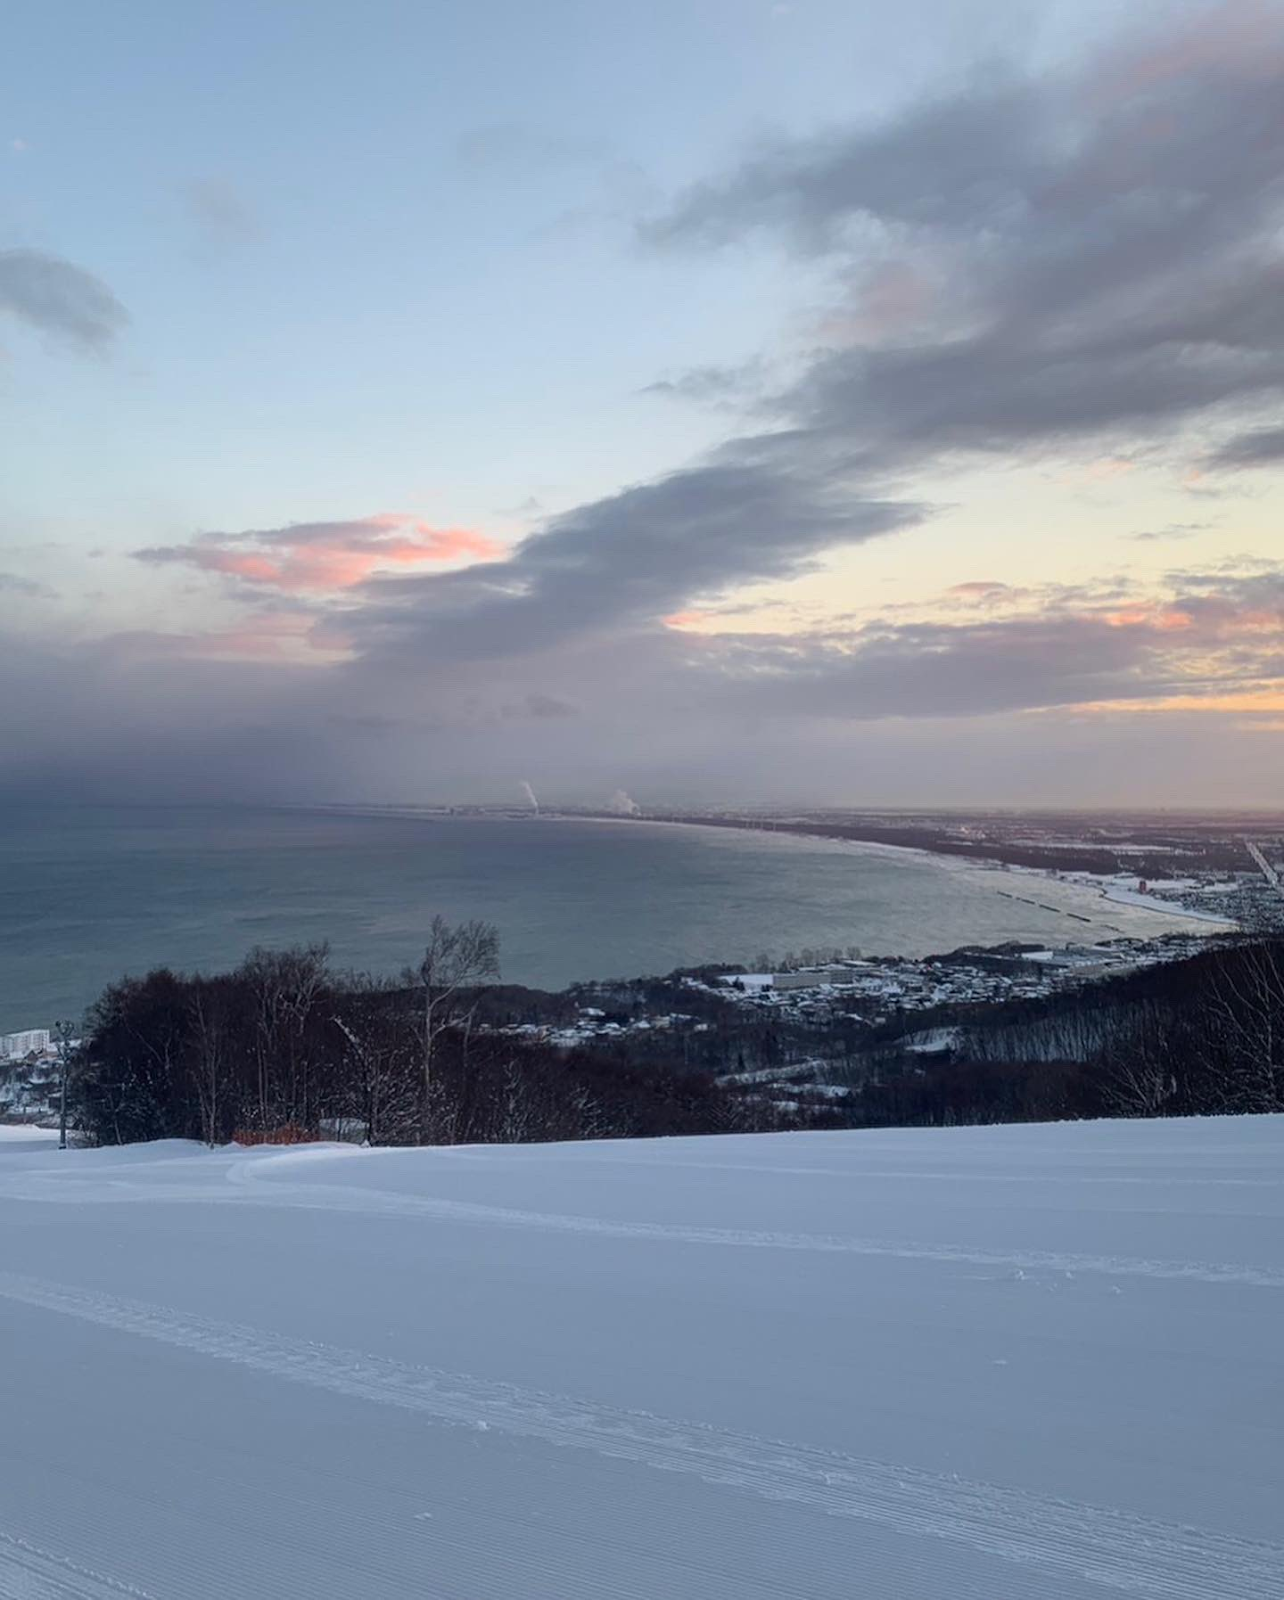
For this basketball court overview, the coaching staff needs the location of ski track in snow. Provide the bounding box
[232,1182,1284,1289]
[490,1151,1284,1188]
[0,1530,157,1600]
[1,1271,1280,1600]
[4,1154,1281,1289]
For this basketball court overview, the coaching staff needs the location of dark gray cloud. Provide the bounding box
[352,460,926,663]
[711,617,1160,720]
[1164,565,1284,623]
[640,359,768,407]
[646,7,1284,470]
[0,247,128,350]
[348,3,1284,686]
[3,560,1282,805]
[1205,426,1284,470]
[501,692,579,720]
[643,73,1047,255]
[0,629,333,804]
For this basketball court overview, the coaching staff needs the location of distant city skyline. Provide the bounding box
[2,0,1283,806]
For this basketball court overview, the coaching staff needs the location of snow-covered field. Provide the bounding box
[1074,874,1238,923]
[1,1119,1281,1599]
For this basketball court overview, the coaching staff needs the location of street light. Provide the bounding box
[53,1020,77,1151]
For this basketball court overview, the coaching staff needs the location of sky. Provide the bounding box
[2,0,1283,808]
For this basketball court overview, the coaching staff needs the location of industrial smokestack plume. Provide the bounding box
[520,780,540,814]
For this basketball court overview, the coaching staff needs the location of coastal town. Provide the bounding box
[490,928,1223,1054]
[0,1029,60,1124]
[482,836,1283,1056]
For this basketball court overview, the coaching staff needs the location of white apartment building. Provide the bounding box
[0,1029,52,1061]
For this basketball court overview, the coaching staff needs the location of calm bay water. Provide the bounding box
[0,805,1152,1032]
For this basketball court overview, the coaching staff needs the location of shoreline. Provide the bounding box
[322,803,1239,945]
[556,814,1240,942]
[1,808,1240,1038]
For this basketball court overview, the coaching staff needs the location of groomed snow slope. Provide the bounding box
[1,1118,1281,1599]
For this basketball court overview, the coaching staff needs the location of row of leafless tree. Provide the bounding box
[73,920,739,1148]
[71,928,1284,1147]
[948,939,1284,1119]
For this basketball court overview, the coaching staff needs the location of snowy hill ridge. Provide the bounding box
[2,1119,1282,1599]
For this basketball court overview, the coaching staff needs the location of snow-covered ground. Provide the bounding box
[1,1118,1282,1599]
[1073,874,1239,922]
[923,857,1238,938]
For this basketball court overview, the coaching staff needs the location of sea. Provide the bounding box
[0,804,1195,1034]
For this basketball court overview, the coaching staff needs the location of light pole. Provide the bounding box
[53,1020,76,1151]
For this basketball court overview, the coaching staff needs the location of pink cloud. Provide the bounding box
[137,514,503,595]
[1100,589,1281,642]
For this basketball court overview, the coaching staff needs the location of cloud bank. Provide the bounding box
[5,3,1284,804]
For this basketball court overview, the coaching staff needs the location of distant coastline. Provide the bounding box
[1,803,1252,1038]
[314,802,1239,943]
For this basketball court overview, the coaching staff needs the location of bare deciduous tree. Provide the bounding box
[410,917,500,1141]
[1199,943,1284,1111]
[189,987,227,1147]
[240,944,331,1132]
[330,975,420,1146]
